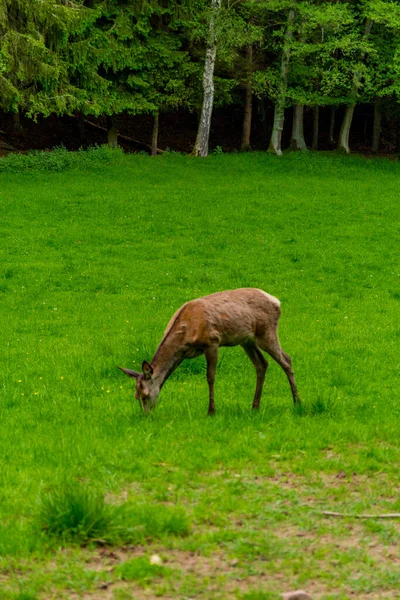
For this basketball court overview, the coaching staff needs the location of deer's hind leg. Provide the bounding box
[242,342,268,409]
[205,345,219,415]
[256,334,300,405]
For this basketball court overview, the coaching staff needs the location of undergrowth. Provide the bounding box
[0,145,124,172]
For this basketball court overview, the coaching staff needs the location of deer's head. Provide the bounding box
[118,362,159,413]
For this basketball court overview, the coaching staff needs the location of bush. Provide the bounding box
[0,145,124,173]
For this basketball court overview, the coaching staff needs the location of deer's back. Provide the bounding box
[173,288,281,348]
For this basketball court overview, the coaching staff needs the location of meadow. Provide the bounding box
[0,148,399,599]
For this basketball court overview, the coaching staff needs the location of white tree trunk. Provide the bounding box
[338,104,356,153]
[241,44,253,151]
[192,0,221,157]
[268,8,295,155]
[290,104,307,150]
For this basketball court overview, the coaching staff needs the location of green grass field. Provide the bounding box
[0,150,399,599]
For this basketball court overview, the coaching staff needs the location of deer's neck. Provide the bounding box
[151,337,185,389]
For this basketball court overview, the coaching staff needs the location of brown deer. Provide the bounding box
[118,288,300,414]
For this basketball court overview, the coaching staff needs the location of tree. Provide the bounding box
[268,4,296,155]
[191,0,261,156]
[191,0,222,157]
[65,0,195,147]
[0,0,85,119]
[363,0,400,152]
[286,0,355,151]
[337,16,374,153]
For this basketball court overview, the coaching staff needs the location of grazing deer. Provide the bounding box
[118,288,300,414]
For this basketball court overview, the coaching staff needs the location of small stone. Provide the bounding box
[282,592,313,600]
[150,554,163,566]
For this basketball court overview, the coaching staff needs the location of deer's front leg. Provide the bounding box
[205,345,219,415]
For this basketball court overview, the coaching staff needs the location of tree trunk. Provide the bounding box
[241,44,253,151]
[192,0,221,157]
[329,107,336,144]
[12,111,22,131]
[337,104,356,154]
[77,112,86,145]
[151,112,159,156]
[268,8,295,155]
[396,119,400,153]
[337,18,373,154]
[289,104,307,150]
[371,97,382,154]
[312,105,319,150]
[107,115,118,148]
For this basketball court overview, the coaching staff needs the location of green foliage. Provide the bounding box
[0,144,124,172]
[65,0,198,116]
[1,0,399,126]
[0,0,87,115]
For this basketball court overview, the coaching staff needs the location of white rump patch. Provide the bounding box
[258,289,281,307]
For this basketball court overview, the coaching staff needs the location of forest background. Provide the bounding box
[0,0,400,156]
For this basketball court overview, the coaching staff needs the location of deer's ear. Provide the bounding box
[117,366,140,379]
[142,361,153,379]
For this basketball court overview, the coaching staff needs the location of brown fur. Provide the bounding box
[119,288,300,414]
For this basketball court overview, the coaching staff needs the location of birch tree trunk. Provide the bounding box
[241,44,253,151]
[107,116,118,147]
[371,97,382,153]
[151,112,159,156]
[289,104,307,150]
[192,0,221,157]
[268,8,295,155]
[337,104,356,153]
[312,105,319,150]
[337,18,373,154]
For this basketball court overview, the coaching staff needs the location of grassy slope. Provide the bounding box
[0,152,399,599]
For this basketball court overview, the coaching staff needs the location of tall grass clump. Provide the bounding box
[38,482,115,543]
[38,482,190,545]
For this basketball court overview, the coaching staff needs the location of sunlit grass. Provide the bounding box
[0,150,399,598]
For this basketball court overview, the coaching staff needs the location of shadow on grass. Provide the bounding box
[172,357,206,378]
[293,391,338,418]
